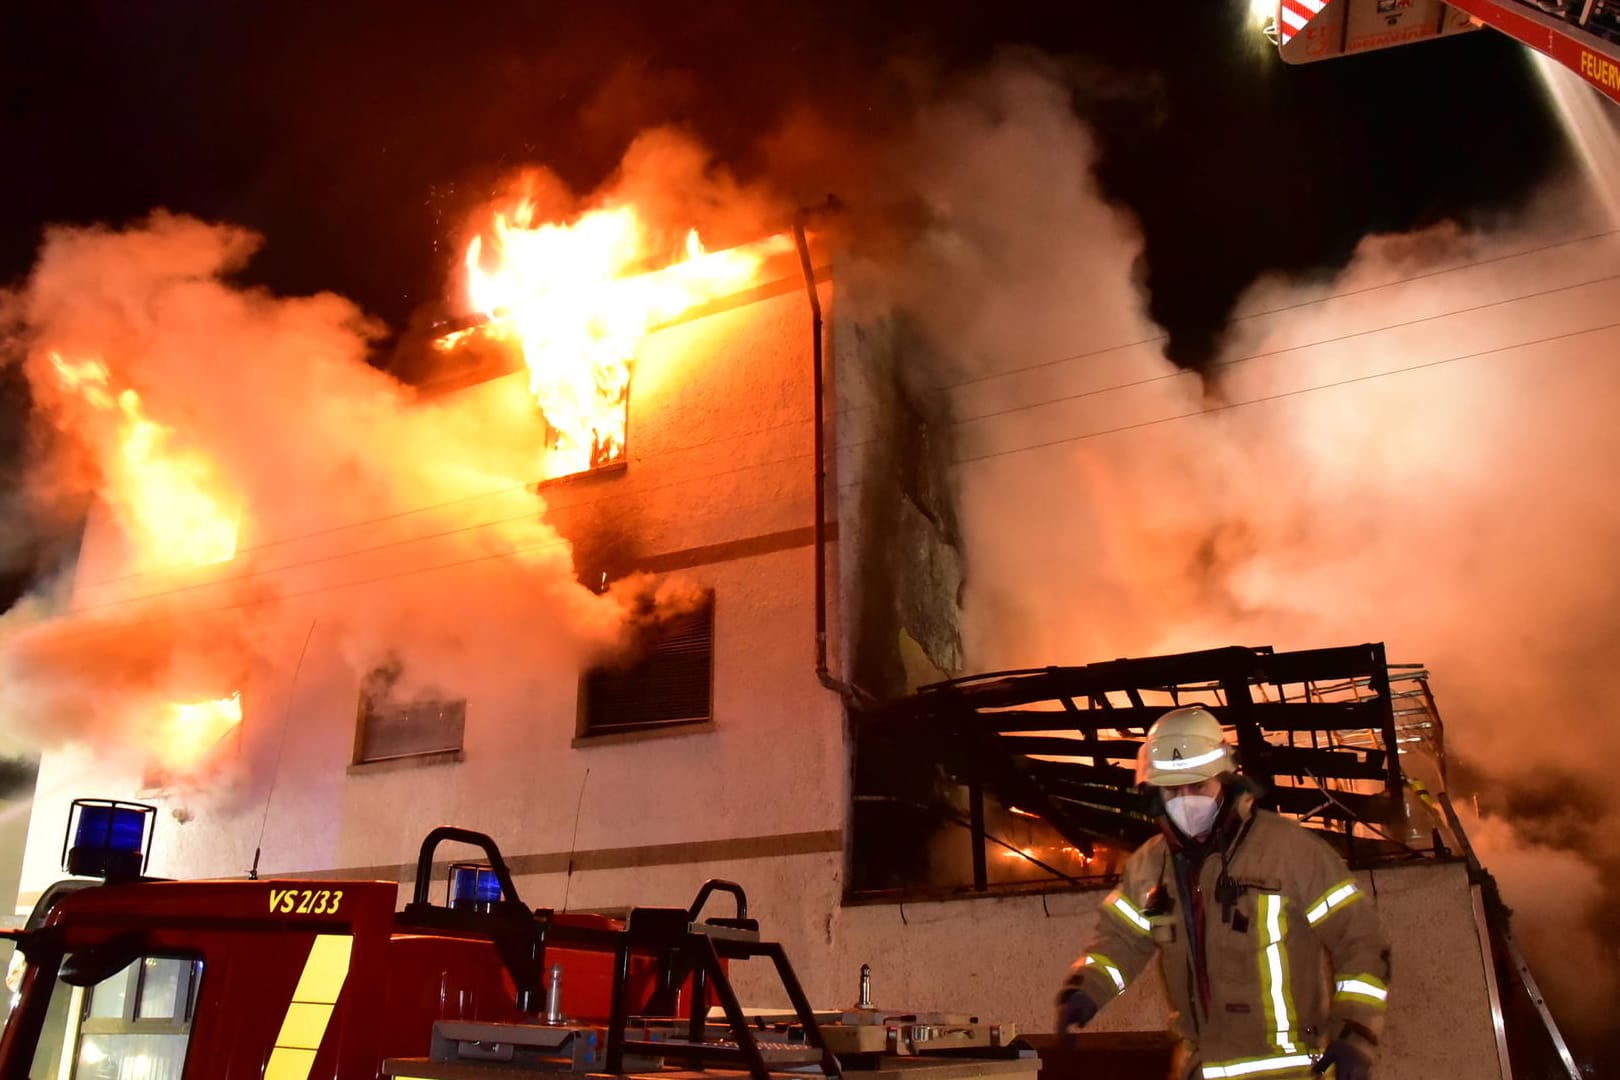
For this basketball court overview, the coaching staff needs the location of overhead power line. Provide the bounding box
[949,319,1620,467]
[831,226,1620,411]
[52,452,815,619]
[12,482,820,639]
[828,265,1620,462]
[75,414,818,592]
[26,228,1620,618]
[947,268,1620,430]
[47,268,1620,616]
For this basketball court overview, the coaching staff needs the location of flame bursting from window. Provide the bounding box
[160,692,243,774]
[49,353,238,568]
[441,201,782,478]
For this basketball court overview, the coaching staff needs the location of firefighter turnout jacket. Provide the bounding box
[1060,791,1391,1079]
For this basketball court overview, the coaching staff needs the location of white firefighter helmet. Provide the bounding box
[1135,705,1234,787]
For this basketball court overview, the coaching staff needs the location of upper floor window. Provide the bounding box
[354,662,466,763]
[579,596,714,739]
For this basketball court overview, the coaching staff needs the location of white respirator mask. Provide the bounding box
[1164,793,1222,839]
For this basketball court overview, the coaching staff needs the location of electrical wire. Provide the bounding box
[828,262,1620,460]
[73,414,817,592]
[949,317,1620,467]
[28,230,1620,616]
[78,221,1606,597]
[54,451,815,619]
[37,305,1619,628]
[823,312,1620,492]
[10,481,822,639]
[947,268,1620,431]
[831,225,1620,409]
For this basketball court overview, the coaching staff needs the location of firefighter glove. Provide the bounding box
[1056,990,1097,1038]
[1311,1037,1373,1080]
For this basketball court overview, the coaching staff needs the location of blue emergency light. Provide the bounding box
[448,862,502,911]
[61,799,156,881]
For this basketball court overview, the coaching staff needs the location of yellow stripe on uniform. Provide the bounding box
[1334,973,1390,1009]
[1201,1052,1316,1078]
[265,934,354,1080]
[1104,890,1152,936]
[1256,894,1299,1053]
[1304,880,1362,926]
[1079,952,1127,993]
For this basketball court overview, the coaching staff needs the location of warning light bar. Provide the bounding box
[448,863,502,911]
[61,799,156,881]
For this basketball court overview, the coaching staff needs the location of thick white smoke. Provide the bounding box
[869,52,1620,1045]
[0,126,786,784]
[0,211,636,765]
[0,137,779,783]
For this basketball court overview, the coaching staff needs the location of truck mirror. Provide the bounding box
[60,933,145,988]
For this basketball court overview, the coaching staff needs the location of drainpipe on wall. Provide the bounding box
[793,206,863,704]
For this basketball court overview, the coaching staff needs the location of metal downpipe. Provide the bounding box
[792,210,859,703]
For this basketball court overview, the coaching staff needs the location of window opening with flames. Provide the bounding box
[433,199,788,481]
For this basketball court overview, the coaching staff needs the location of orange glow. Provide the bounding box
[442,201,785,478]
[49,353,238,568]
[160,692,242,774]
[1001,843,1094,866]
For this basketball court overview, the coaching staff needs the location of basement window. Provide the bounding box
[578,596,714,740]
[354,662,466,764]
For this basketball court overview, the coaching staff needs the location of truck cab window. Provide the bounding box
[28,951,201,1080]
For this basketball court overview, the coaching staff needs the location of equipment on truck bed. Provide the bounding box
[696,963,1024,1063]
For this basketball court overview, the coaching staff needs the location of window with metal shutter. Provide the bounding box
[354,663,466,763]
[581,599,714,736]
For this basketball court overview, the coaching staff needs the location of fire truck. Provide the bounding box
[0,801,1034,1080]
[1257,0,1620,104]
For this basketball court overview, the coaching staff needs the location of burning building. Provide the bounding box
[0,170,1570,1079]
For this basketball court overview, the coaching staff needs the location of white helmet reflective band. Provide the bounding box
[1153,746,1229,771]
[1136,705,1235,787]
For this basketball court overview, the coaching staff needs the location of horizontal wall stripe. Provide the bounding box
[289,828,844,884]
[626,523,834,575]
[671,262,831,328]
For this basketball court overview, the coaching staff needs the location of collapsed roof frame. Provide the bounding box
[857,643,1448,868]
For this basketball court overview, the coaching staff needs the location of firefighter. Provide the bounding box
[1055,706,1391,1080]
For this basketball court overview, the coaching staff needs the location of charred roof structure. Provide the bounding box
[851,643,1452,899]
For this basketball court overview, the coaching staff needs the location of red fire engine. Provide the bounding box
[1260,0,1620,104]
[0,801,1035,1080]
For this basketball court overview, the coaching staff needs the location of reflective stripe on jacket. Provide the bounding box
[1061,795,1390,1075]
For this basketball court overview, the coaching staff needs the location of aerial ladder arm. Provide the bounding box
[1448,0,1620,95]
[1262,0,1620,105]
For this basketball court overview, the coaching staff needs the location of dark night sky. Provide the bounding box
[0,0,1573,602]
